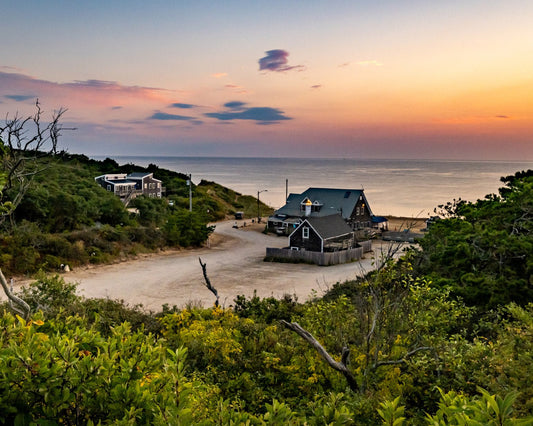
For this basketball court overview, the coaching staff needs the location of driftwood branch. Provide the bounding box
[198,257,219,307]
[280,320,359,391]
[0,268,30,320]
[373,346,433,369]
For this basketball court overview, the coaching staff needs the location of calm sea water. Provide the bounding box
[99,157,532,218]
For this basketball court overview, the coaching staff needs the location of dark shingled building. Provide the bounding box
[268,187,376,235]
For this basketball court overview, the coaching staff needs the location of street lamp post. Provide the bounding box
[187,174,192,212]
[257,189,267,223]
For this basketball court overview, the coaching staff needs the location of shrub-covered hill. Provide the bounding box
[1,158,532,423]
[0,153,272,276]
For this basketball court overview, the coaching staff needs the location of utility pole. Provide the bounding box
[257,189,267,223]
[187,174,192,212]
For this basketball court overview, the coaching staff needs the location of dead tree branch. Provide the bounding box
[281,319,434,393]
[0,268,30,320]
[199,257,219,307]
[0,100,68,225]
[373,346,433,369]
[280,320,359,391]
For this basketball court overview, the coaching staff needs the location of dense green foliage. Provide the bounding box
[412,170,532,308]
[1,270,532,424]
[0,153,271,276]
[0,160,532,423]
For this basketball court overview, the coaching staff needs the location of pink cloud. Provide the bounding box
[0,71,172,111]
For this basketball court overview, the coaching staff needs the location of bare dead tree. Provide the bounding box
[0,268,30,320]
[0,99,68,226]
[0,101,69,315]
[199,257,219,307]
[281,318,433,393]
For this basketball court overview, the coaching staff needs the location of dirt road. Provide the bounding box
[7,220,397,311]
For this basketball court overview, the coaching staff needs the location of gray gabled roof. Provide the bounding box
[275,187,370,219]
[127,172,153,178]
[291,214,353,240]
[127,172,162,183]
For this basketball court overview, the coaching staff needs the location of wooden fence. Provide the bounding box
[265,240,372,266]
[381,231,424,243]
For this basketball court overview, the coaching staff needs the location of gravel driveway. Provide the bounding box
[8,220,390,311]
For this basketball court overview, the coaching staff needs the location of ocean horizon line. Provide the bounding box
[92,155,532,164]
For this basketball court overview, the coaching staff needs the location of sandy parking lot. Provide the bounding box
[5,219,417,312]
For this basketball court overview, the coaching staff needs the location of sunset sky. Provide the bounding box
[1,1,532,160]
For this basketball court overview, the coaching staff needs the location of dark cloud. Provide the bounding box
[111,106,123,110]
[205,103,291,124]
[258,49,305,72]
[149,112,194,121]
[5,94,35,101]
[311,85,322,89]
[495,115,509,119]
[170,102,195,109]
[224,101,247,110]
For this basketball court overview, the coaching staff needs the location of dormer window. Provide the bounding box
[300,198,313,212]
[311,200,323,213]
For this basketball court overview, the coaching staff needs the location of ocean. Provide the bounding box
[98,156,532,218]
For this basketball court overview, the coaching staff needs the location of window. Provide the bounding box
[106,185,111,191]
[360,205,364,215]
[303,227,310,239]
[356,207,360,215]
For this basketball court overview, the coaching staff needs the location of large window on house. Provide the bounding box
[303,227,310,239]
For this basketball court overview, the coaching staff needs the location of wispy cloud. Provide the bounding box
[211,72,228,78]
[170,102,195,109]
[0,71,171,109]
[258,49,305,72]
[224,84,248,93]
[205,101,291,124]
[149,111,195,121]
[310,84,322,89]
[4,94,36,102]
[0,65,26,73]
[111,106,123,110]
[434,115,514,124]
[357,60,383,67]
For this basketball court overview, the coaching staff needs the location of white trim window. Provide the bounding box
[303,227,310,239]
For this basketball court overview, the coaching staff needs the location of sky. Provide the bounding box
[1,0,532,160]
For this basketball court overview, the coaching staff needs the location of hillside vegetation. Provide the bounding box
[0,153,272,276]
[0,169,531,424]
